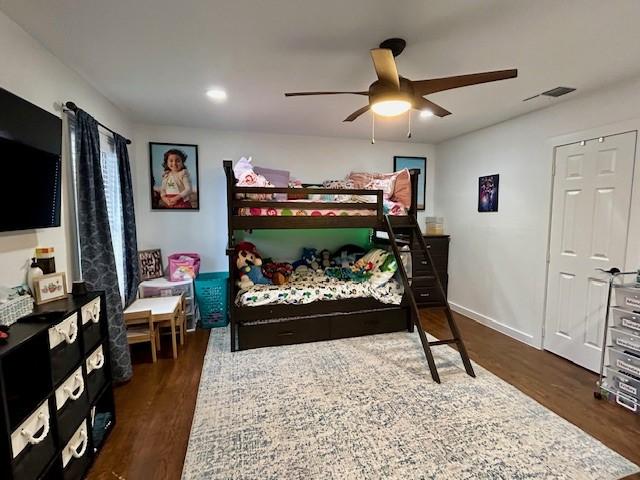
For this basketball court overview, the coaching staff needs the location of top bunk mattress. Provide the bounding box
[237,198,407,217]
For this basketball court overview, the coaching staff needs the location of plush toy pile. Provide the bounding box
[233,242,399,291]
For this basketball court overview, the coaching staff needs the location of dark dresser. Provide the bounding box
[411,235,450,307]
[0,292,115,480]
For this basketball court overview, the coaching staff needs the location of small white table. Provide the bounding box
[124,296,182,359]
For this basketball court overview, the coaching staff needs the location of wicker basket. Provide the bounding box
[0,295,34,327]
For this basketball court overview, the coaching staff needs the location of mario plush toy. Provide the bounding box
[234,241,270,290]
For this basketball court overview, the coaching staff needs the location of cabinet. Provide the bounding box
[138,277,200,331]
[0,292,115,480]
[410,235,449,307]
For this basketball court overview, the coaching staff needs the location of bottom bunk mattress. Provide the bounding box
[235,271,403,307]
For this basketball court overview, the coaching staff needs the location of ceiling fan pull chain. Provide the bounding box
[371,112,375,144]
[407,110,412,139]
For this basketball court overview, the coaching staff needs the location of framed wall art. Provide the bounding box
[478,174,499,212]
[394,156,427,210]
[138,249,164,280]
[149,142,199,210]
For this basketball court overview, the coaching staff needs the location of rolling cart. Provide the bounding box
[594,268,640,415]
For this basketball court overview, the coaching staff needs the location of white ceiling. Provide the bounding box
[2,0,640,143]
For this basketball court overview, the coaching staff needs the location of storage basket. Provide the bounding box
[611,307,640,334]
[0,295,34,327]
[194,272,228,328]
[610,327,640,354]
[614,285,640,311]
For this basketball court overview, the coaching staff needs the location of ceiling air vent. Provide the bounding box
[523,86,576,102]
[541,86,576,97]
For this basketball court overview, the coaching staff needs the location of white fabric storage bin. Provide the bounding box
[611,306,640,333]
[10,400,51,459]
[55,367,84,412]
[61,420,88,468]
[80,297,100,326]
[610,327,640,354]
[614,285,640,311]
[48,313,78,350]
[609,347,640,377]
[605,366,640,400]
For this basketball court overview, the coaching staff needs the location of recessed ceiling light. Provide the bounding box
[420,109,434,119]
[206,88,227,101]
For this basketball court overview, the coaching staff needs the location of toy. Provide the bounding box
[292,248,320,273]
[235,241,270,290]
[332,244,366,268]
[319,249,334,269]
[262,261,293,285]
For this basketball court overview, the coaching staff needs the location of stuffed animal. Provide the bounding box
[262,261,293,285]
[235,241,270,290]
[292,248,321,273]
[319,249,334,269]
[332,244,365,268]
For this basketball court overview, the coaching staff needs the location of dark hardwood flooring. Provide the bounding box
[88,311,640,480]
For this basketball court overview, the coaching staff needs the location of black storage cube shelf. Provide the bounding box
[0,292,115,480]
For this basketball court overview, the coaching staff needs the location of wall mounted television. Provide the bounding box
[0,88,62,232]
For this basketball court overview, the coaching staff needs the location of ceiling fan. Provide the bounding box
[285,38,518,122]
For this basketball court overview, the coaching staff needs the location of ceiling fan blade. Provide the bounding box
[285,91,368,97]
[414,97,451,117]
[412,69,518,96]
[343,105,370,122]
[370,48,400,88]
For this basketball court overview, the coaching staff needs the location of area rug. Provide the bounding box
[182,329,638,479]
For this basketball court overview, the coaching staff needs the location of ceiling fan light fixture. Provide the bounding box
[206,88,227,102]
[420,109,434,119]
[371,99,411,117]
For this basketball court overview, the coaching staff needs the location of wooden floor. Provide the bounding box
[88,311,640,480]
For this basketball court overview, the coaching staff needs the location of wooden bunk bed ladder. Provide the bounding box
[384,214,475,383]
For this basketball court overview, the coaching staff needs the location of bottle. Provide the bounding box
[27,258,43,295]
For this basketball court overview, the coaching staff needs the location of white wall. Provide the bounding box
[133,124,435,271]
[0,11,132,287]
[435,76,640,348]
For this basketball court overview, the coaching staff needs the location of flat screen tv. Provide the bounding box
[0,88,62,232]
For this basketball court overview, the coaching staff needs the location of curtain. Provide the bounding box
[75,110,132,382]
[114,134,140,306]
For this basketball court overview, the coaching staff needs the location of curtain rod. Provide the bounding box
[64,101,131,144]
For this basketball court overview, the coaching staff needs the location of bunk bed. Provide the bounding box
[223,160,475,383]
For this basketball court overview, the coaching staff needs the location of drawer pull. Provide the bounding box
[56,321,78,345]
[420,261,428,265]
[21,412,50,445]
[89,302,100,323]
[616,392,638,412]
[420,293,430,298]
[64,374,85,401]
[90,351,105,370]
[277,331,295,337]
[68,430,88,459]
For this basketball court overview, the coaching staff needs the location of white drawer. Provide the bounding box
[615,285,640,311]
[605,366,640,400]
[62,420,89,468]
[609,347,640,377]
[48,313,79,349]
[610,327,640,354]
[55,367,85,411]
[81,298,101,326]
[11,401,51,459]
[611,306,640,333]
[86,345,105,375]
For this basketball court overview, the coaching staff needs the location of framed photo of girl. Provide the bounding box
[149,142,199,210]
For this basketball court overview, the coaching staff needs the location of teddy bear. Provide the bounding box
[235,241,270,290]
[292,247,321,273]
[319,249,334,269]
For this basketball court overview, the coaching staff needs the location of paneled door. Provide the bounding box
[544,131,636,371]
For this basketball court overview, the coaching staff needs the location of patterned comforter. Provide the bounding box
[237,199,406,217]
[235,271,403,307]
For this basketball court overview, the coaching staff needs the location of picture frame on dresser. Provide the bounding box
[33,272,67,305]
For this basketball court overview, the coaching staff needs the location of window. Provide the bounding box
[69,123,126,302]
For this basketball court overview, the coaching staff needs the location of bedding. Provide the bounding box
[237,198,407,216]
[235,270,403,307]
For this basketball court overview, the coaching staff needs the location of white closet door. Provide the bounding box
[544,131,636,371]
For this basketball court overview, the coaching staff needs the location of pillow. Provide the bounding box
[369,254,398,287]
[234,157,274,200]
[364,177,396,200]
[255,166,290,200]
[348,169,411,209]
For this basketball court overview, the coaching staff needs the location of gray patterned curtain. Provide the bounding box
[75,110,132,382]
[114,134,140,306]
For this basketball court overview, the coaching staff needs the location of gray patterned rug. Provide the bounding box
[183,329,638,480]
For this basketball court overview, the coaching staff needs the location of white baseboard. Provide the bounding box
[448,301,538,348]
